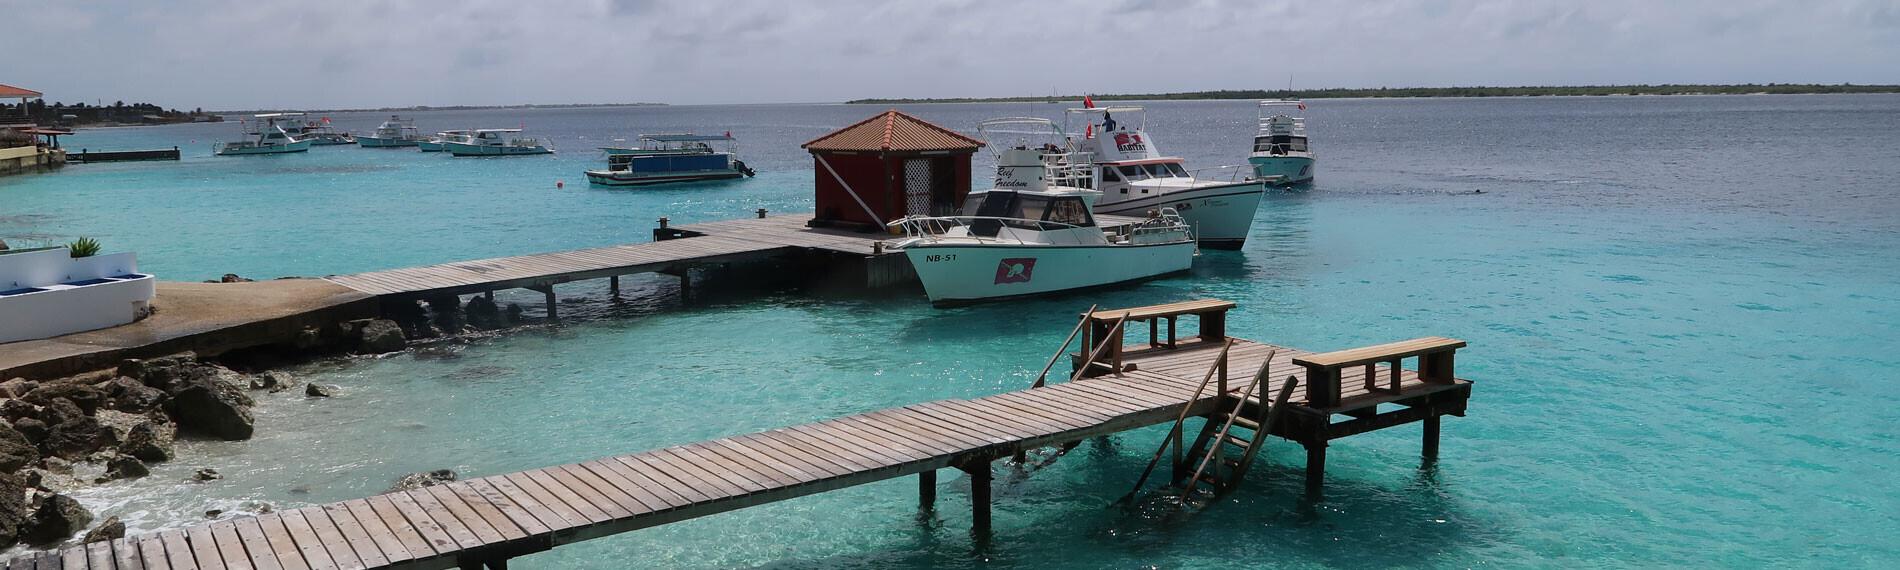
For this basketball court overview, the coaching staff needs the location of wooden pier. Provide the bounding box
[323,211,1145,310]
[65,147,182,163]
[12,300,1474,569]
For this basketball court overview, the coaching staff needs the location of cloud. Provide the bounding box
[1,0,1892,109]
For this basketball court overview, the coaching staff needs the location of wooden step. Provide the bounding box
[1230,416,1260,431]
[1221,434,1252,447]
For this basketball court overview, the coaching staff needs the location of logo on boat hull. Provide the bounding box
[994,258,1036,284]
[1112,132,1146,153]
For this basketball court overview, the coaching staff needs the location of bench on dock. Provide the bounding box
[1077,299,1235,376]
[1292,336,1465,409]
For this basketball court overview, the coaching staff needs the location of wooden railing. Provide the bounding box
[1291,336,1465,408]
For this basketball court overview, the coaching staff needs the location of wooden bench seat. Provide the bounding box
[1074,299,1238,378]
[1292,336,1465,408]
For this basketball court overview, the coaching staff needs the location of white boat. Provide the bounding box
[1248,100,1315,184]
[213,113,312,156]
[1062,105,1268,250]
[444,129,553,156]
[294,117,355,145]
[586,133,755,186]
[888,122,1196,305]
[357,115,423,147]
[417,130,470,152]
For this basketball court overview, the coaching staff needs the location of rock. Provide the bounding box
[192,468,220,481]
[42,418,113,459]
[0,239,8,251]
[11,418,47,444]
[23,493,92,545]
[244,501,272,514]
[204,509,222,518]
[465,295,504,330]
[116,352,198,386]
[304,383,338,398]
[355,319,407,353]
[97,377,166,413]
[425,295,466,334]
[506,303,525,322]
[81,516,124,543]
[22,382,106,413]
[0,422,39,473]
[0,473,28,544]
[249,370,296,392]
[0,379,36,399]
[101,454,150,481]
[167,373,255,441]
[388,469,455,492]
[119,420,175,462]
[40,398,87,426]
[218,274,253,283]
[0,399,39,421]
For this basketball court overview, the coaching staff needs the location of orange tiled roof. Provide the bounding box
[803,109,983,152]
[0,84,42,98]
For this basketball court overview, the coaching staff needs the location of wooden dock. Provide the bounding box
[65,147,182,163]
[323,211,1146,310]
[13,301,1473,569]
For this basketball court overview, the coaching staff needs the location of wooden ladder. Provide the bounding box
[1175,361,1300,498]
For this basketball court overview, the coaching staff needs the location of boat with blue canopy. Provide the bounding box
[586,133,755,186]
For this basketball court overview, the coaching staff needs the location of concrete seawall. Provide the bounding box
[0,279,377,379]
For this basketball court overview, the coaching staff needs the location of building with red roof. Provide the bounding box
[802,110,985,231]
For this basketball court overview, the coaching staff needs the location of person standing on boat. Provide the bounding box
[1103,111,1119,132]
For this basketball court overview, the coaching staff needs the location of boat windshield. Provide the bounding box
[962,192,1095,236]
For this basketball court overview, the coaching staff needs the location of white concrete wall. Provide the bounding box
[0,250,154,343]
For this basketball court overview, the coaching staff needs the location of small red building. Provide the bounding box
[803,110,984,231]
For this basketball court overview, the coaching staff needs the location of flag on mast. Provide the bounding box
[1083,95,1095,109]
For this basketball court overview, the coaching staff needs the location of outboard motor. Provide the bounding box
[733,159,756,177]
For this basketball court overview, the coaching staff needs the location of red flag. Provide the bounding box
[725,130,731,138]
[1084,124,1093,139]
[321,116,331,124]
[1083,95,1095,109]
[1297,102,1306,111]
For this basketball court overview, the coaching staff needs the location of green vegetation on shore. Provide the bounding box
[219,102,668,115]
[2,100,212,127]
[846,83,1900,104]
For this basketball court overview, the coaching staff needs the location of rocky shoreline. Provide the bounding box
[0,292,543,550]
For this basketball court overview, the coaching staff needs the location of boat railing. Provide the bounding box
[1186,164,1260,184]
[887,215,1089,245]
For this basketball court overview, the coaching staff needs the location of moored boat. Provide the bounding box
[1248,99,1315,184]
[586,133,755,186]
[357,115,423,147]
[213,113,312,156]
[417,130,470,152]
[888,123,1196,305]
[444,129,552,156]
[1062,104,1268,250]
[295,117,355,145]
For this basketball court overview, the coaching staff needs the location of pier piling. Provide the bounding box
[1423,415,1441,459]
[1304,443,1327,498]
[963,462,993,535]
[919,470,937,510]
[609,275,620,297]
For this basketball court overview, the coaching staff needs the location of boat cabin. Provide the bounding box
[960,189,1097,237]
[1253,100,1310,156]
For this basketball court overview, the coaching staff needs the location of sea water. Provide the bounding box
[2,95,1897,567]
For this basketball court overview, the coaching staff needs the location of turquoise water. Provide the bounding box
[5,96,1899,567]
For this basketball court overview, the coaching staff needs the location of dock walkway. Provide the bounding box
[19,323,1472,569]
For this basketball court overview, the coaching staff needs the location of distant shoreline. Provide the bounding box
[846,84,1900,104]
[209,102,668,115]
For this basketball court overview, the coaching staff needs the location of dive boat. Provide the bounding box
[213,113,312,156]
[357,115,423,147]
[888,120,1197,305]
[1248,100,1315,184]
[1063,104,1268,250]
[417,130,470,152]
[586,133,755,186]
[295,118,355,145]
[444,129,553,156]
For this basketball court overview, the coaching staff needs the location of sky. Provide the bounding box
[5,0,1897,110]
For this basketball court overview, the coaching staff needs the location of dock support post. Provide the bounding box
[1422,415,1440,459]
[483,290,494,302]
[919,470,937,510]
[1304,442,1327,498]
[538,286,557,320]
[678,269,692,303]
[963,461,993,536]
[609,275,620,297]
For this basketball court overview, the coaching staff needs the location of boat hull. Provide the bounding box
[1249,155,1314,184]
[445,142,552,157]
[358,137,421,148]
[215,140,312,156]
[1092,181,1264,250]
[902,241,1194,304]
[584,169,747,186]
[417,140,447,152]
